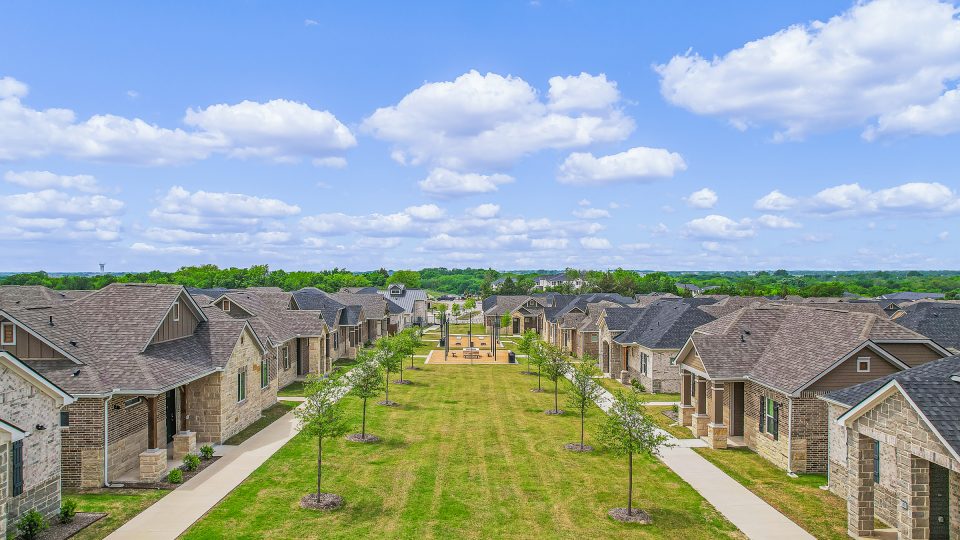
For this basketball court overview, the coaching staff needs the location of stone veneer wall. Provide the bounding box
[742,382,792,472]
[107,394,152,480]
[826,403,850,498]
[220,326,274,442]
[627,348,680,394]
[841,390,960,539]
[185,373,223,444]
[276,343,296,392]
[0,367,64,524]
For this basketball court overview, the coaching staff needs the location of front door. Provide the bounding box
[731,382,745,436]
[512,318,520,334]
[930,462,950,539]
[165,389,177,443]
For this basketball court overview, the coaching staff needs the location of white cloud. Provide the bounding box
[0,189,123,217]
[938,231,950,240]
[312,156,348,168]
[362,70,633,170]
[547,73,621,111]
[684,215,755,240]
[354,237,402,249]
[808,182,960,215]
[580,237,612,250]
[301,211,421,237]
[0,188,123,241]
[650,223,670,235]
[0,76,354,165]
[4,170,100,192]
[621,242,652,251]
[656,0,960,139]
[532,238,568,250]
[755,190,798,211]
[418,168,514,196]
[572,208,611,219]
[467,203,500,219]
[304,18,319,26]
[757,214,802,229]
[701,241,723,252]
[866,86,960,139]
[557,146,686,185]
[150,186,300,232]
[577,199,591,207]
[404,204,446,221]
[685,187,718,208]
[130,242,202,255]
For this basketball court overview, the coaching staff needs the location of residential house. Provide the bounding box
[540,293,635,352]
[534,273,584,291]
[291,288,363,362]
[572,301,623,359]
[378,283,429,329]
[0,351,74,536]
[0,283,276,488]
[675,303,950,473]
[820,356,960,539]
[893,301,960,354]
[330,291,391,342]
[482,295,548,335]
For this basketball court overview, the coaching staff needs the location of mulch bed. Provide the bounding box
[530,388,544,393]
[378,399,399,406]
[608,508,652,524]
[345,433,381,443]
[392,379,413,385]
[116,455,220,489]
[299,492,344,511]
[564,442,594,452]
[544,409,564,415]
[661,409,679,422]
[38,512,107,540]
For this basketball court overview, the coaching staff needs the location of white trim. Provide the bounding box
[222,299,232,313]
[1,320,16,345]
[172,301,181,322]
[0,351,75,405]
[0,419,29,443]
[856,357,871,373]
[836,379,960,464]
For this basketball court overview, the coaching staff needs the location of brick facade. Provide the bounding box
[624,347,681,394]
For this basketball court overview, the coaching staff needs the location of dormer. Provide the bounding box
[149,291,205,345]
[213,295,253,319]
[388,283,405,297]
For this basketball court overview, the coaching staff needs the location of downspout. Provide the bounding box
[787,397,794,476]
[103,397,111,487]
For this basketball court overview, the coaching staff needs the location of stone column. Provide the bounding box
[692,378,709,437]
[707,382,727,449]
[908,455,930,540]
[173,431,197,460]
[680,371,694,427]
[846,432,875,538]
[139,448,167,483]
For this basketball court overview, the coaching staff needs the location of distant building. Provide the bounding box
[877,291,945,301]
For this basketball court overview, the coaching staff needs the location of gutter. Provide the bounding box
[103,397,111,487]
[787,398,794,476]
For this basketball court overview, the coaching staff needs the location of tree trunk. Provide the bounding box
[317,435,323,495]
[537,365,542,390]
[385,370,390,401]
[554,377,559,412]
[627,451,633,516]
[362,398,367,437]
[399,361,404,382]
[580,407,585,448]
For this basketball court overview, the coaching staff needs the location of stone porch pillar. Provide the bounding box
[907,455,930,540]
[846,432,875,538]
[139,448,167,483]
[707,382,727,449]
[692,378,709,437]
[173,431,197,460]
[680,371,694,427]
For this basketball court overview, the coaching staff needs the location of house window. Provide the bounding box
[333,332,339,350]
[873,439,880,483]
[123,397,143,409]
[1,321,15,345]
[172,301,181,322]
[222,299,232,312]
[640,352,650,376]
[669,354,678,366]
[760,397,779,439]
[282,347,290,370]
[857,357,871,373]
[261,356,269,388]
[60,411,69,427]
[11,439,23,496]
[591,334,598,343]
[237,368,246,402]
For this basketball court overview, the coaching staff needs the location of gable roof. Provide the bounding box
[378,287,427,313]
[829,355,960,460]
[0,350,74,406]
[330,292,388,320]
[685,303,931,395]
[879,292,946,301]
[614,299,717,349]
[894,302,960,351]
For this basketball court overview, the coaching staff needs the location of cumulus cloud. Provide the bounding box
[685,187,718,208]
[684,215,755,240]
[808,182,960,215]
[866,87,960,139]
[572,208,611,219]
[0,188,124,241]
[557,146,686,185]
[531,238,568,250]
[418,168,513,196]
[755,190,798,211]
[756,214,801,229]
[130,242,202,255]
[362,70,634,170]
[467,203,500,219]
[4,170,100,192]
[656,0,960,140]
[580,237,612,249]
[404,204,446,221]
[0,76,354,165]
[150,186,300,232]
[0,190,123,217]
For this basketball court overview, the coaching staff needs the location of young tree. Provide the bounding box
[500,312,512,332]
[541,343,569,415]
[391,331,416,380]
[404,327,423,370]
[528,341,548,393]
[566,357,602,451]
[375,337,404,405]
[599,390,670,523]
[295,373,350,509]
[516,330,540,375]
[347,351,384,442]
[463,297,476,310]
[451,303,462,321]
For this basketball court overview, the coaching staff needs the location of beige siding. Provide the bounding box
[679,348,706,374]
[809,348,901,392]
[0,317,66,360]
[876,342,944,367]
[150,292,199,344]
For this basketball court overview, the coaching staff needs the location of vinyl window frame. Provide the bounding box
[237,368,247,402]
[1,321,15,346]
[172,301,181,322]
[857,357,871,373]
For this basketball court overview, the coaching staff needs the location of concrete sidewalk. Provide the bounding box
[573,373,813,540]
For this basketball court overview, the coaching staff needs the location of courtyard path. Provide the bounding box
[572,373,814,540]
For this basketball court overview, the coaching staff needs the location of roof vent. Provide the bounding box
[72,369,80,377]
[49,315,54,326]
[69,340,77,347]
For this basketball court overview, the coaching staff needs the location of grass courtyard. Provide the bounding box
[184,362,742,539]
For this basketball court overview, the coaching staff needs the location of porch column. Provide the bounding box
[908,455,931,540]
[707,382,727,449]
[846,432,875,538]
[692,377,709,437]
[680,371,694,427]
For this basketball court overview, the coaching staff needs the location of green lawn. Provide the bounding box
[224,401,299,445]
[693,447,846,540]
[66,488,169,540]
[645,405,695,440]
[278,381,306,397]
[184,363,742,539]
[596,377,681,403]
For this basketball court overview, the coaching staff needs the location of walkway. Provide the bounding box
[569,373,814,540]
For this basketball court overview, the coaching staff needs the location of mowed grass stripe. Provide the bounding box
[183,363,743,540]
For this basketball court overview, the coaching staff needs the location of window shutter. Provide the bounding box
[759,396,766,433]
[772,402,780,440]
[873,440,880,483]
[12,440,24,496]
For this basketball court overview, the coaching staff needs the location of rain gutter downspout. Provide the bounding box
[103,397,111,487]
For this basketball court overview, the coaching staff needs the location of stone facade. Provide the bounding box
[221,326,275,442]
[0,365,66,528]
[829,390,960,539]
[138,448,166,483]
[624,346,681,394]
[185,373,222,445]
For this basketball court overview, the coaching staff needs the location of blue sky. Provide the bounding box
[1,0,959,272]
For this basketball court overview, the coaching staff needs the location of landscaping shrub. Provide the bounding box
[16,510,48,540]
[630,379,647,393]
[200,445,214,460]
[168,468,184,484]
[183,453,201,471]
[59,498,78,523]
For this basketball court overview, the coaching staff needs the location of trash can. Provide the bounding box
[508,351,516,364]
